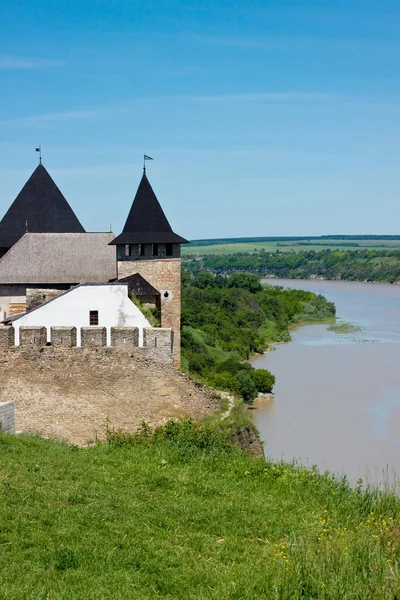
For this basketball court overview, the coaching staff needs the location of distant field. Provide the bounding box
[182,237,400,256]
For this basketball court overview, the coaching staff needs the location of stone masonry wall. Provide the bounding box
[111,326,139,352]
[0,350,218,445]
[26,288,65,311]
[20,326,47,348]
[51,327,77,348]
[117,258,181,367]
[0,402,15,434]
[143,328,174,363]
[81,327,107,348]
[0,326,14,348]
[0,325,173,364]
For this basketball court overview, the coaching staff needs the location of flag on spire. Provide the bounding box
[35,146,42,163]
[143,154,154,170]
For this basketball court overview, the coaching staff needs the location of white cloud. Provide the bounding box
[0,55,63,70]
[0,107,107,127]
[178,92,343,103]
[2,90,388,129]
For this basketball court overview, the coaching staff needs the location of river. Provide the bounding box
[251,279,400,487]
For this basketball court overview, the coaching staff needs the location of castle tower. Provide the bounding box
[110,169,188,366]
[0,163,85,258]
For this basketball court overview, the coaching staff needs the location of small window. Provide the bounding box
[153,243,159,256]
[139,244,146,256]
[89,310,99,326]
[125,245,130,256]
[166,243,173,256]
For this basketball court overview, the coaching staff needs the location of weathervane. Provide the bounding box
[35,146,42,164]
[143,154,153,171]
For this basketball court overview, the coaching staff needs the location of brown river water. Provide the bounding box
[251,279,400,487]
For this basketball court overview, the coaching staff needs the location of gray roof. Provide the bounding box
[0,233,116,284]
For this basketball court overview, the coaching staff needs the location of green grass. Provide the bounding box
[328,321,363,334]
[1,423,400,599]
[182,238,400,256]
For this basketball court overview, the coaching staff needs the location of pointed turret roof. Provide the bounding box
[110,170,188,245]
[0,164,85,249]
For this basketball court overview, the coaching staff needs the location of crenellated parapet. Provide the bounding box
[0,326,14,349]
[0,325,173,364]
[20,326,47,348]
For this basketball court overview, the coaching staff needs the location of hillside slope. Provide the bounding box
[0,428,399,599]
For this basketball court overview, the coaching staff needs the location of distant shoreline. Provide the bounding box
[262,276,400,286]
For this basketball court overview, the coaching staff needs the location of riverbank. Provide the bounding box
[267,276,400,285]
[181,271,335,403]
[250,317,335,355]
[251,278,400,486]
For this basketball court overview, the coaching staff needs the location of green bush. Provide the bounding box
[252,368,276,393]
[107,418,232,453]
[210,371,240,393]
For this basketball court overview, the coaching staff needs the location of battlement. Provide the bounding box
[0,325,173,364]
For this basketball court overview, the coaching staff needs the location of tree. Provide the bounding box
[227,272,262,293]
[252,369,275,393]
[236,370,258,404]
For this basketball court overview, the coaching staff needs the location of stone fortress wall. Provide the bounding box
[0,324,218,446]
[0,325,173,364]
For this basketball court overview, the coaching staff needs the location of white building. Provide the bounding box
[4,284,151,346]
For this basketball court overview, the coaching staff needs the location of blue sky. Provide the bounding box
[1,0,399,239]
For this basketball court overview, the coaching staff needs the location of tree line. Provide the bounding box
[183,248,400,283]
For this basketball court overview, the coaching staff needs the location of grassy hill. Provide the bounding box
[183,236,400,256]
[1,419,399,599]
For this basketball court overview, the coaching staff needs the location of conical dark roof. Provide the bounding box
[110,170,188,245]
[0,164,85,249]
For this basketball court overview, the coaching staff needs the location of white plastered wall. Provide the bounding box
[11,284,151,346]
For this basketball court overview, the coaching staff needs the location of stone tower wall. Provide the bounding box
[117,258,181,366]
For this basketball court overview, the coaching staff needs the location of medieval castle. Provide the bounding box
[0,162,188,366]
